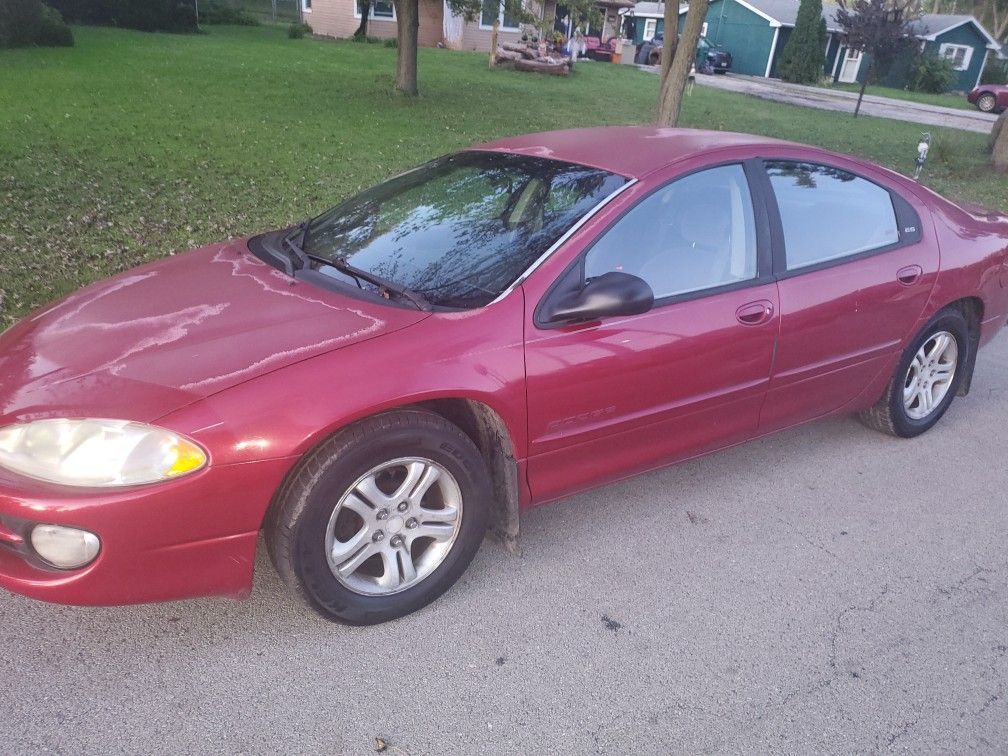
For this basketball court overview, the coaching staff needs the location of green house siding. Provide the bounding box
[824,33,842,77]
[850,22,989,91]
[704,0,777,76]
[632,18,665,45]
[768,26,791,77]
[930,23,988,91]
[875,45,918,88]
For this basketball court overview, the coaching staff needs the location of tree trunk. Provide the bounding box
[659,0,678,80]
[657,0,708,126]
[992,111,1008,171]
[854,59,870,117]
[489,16,500,68]
[394,0,419,96]
[354,0,371,38]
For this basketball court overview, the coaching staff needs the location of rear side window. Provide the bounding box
[766,160,900,270]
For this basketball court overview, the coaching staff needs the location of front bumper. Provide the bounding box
[0,457,293,606]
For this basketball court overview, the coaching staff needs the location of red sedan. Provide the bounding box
[968,84,1008,113]
[1,128,1007,624]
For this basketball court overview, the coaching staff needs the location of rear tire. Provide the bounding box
[859,309,969,438]
[976,93,997,113]
[265,410,492,625]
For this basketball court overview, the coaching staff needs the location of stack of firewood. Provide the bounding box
[494,42,572,76]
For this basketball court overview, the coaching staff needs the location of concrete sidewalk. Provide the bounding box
[646,68,999,134]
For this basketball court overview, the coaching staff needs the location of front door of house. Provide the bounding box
[838,48,863,83]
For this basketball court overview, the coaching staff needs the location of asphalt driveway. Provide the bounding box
[688,72,999,134]
[2,334,1008,753]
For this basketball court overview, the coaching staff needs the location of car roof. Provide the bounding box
[469,126,798,179]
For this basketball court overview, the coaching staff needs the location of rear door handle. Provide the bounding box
[897,265,923,286]
[735,300,775,326]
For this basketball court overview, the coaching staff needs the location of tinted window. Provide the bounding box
[304,152,625,308]
[766,160,899,270]
[584,164,757,299]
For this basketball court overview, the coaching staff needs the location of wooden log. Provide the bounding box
[494,49,523,62]
[513,58,570,75]
[500,42,538,59]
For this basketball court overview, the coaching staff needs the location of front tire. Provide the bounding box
[265,410,492,625]
[976,93,997,113]
[859,309,969,438]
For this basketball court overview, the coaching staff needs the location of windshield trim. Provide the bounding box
[487,177,638,306]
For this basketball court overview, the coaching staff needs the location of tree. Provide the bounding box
[354,0,371,38]
[834,0,916,117]
[777,0,827,83]
[657,0,709,125]
[992,111,1008,171]
[392,0,525,95]
[391,0,600,96]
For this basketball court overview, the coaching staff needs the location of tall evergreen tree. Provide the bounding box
[777,0,828,83]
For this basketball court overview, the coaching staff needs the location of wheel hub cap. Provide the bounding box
[324,457,463,596]
[903,330,957,421]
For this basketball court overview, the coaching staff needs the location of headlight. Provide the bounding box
[0,419,207,487]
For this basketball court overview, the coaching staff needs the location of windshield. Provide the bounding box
[302,151,626,308]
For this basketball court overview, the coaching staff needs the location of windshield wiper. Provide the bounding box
[280,218,310,273]
[315,255,430,312]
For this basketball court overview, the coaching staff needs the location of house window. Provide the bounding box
[642,19,656,41]
[480,0,521,30]
[701,21,708,37]
[939,43,972,71]
[355,0,395,19]
[302,0,311,11]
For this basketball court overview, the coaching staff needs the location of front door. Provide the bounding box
[838,48,863,83]
[523,161,780,503]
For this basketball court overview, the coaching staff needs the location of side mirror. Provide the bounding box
[543,271,654,324]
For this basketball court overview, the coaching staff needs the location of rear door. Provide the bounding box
[756,156,939,433]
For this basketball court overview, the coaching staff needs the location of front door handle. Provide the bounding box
[735,300,775,326]
[897,265,923,286]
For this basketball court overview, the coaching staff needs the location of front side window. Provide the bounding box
[584,164,758,300]
[766,160,899,270]
[303,152,625,309]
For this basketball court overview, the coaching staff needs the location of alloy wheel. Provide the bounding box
[903,331,958,420]
[978,94,996,113]
[324,457,463,596]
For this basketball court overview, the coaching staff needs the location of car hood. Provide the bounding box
[0,239,428,424]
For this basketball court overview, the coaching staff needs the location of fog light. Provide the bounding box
[30,525,100,570]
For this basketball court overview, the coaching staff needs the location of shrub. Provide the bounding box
[48,0,197,33]
[908,54,955,94]
[0,0,42,47]
[36,5,74,46]
[383,37,396,48]
[0,0,73,48]
[198,0,259,25]
[776,0,827,84]
[288,22,311,38]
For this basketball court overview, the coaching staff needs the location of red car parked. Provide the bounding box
[968,83,1008,113]
[2,128,1007,624]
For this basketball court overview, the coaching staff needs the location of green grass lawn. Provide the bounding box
[827,81,976,112]
[0,24,1004,326]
